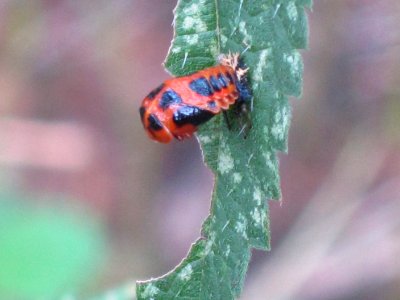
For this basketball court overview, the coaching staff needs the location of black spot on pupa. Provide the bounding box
[189,77,213,96]
[139,106,146,122]
[209,75,222,92]
[146,83,164,100]
[159,89,182,109]
[217,73,228,88]
[148,114,163,131]
[208,101,216,108]
[173,105,215,127]
[225,72,235,84]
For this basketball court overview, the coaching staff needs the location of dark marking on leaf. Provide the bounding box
[173,105,215,127]
[189,77,213,96]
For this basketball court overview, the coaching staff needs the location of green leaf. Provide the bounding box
[137,0,310,299]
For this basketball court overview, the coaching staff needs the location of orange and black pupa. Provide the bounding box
[139,53,252,143]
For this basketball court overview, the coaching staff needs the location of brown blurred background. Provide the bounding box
[0,1,399,299]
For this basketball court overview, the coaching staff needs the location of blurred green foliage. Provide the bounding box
[0,190,106,299]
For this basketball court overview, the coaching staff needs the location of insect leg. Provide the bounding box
[223,110,232,130]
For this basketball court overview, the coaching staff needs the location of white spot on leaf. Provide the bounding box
[209,43,219,56]
[225,245,231,257]
[235,213,248,239]
[253,49,270,82]
[172,46,181,54]
[142,284,159,298]
[253,186,262,205]
[263,152,276,172]
[284,51,301,77]
[251,208,266,228]
[220,34,228,47]
[218,142,234,174]
[178,264,193,281]
[233,173,242,183]
[271,104,290,141]
[251,208,262,225]
[197,134,212,144]
[287,2,298,21]
[183,3,199,15]
[186,34,199,45]
[182,16,207,32]
[203,232,215,255]
[239,21,252,44]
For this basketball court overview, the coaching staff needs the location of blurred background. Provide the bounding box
[0,1,399,299]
